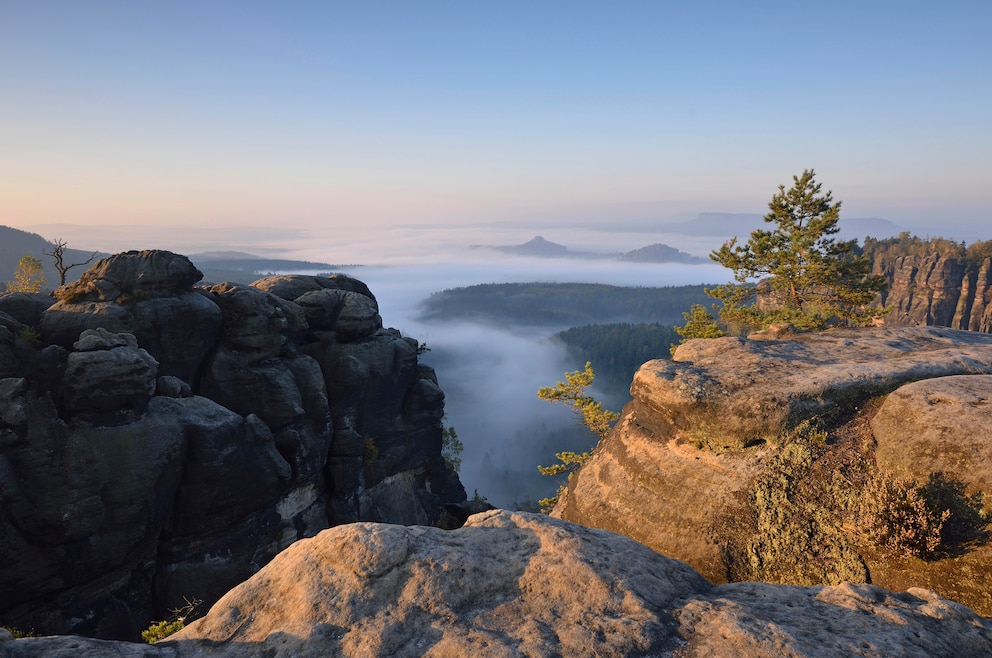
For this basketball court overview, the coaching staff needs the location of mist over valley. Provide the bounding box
[0,219,733,507]
[1,216,953,507]
[329,248,729,507]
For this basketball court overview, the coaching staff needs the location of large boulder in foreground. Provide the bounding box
[5,511,991,657]
[556,326,992,614]
[871,374,992,489]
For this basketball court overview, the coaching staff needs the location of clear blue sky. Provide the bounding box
[1,0,989,233]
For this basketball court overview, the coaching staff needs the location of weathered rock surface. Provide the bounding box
[872,374,992,488]
[5,511,991,657]
[865,374,992,614]
[0,252,464,640]
[635,325,992,452]
[557,326,992,615]
[0,293,54,328]
[251,273,375,305]
[40,251,223,380]
[62,328,158,422]
[294,288,382,341]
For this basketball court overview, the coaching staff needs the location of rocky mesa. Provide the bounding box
[556,325,992,617]
[0,250,465,639]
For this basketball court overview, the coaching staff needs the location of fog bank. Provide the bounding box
[333,255,728,507]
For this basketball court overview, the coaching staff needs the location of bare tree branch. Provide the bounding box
[44,238,98,286]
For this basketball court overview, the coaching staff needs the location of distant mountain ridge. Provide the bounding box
[189,250,349,284]
[471,235,706,263]
[191,251,342,270]
[659,212,905,241]
[0,226,352,289]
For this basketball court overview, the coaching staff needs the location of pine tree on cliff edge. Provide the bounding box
[707,169,888,333]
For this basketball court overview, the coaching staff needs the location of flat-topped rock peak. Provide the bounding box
[645,325,992,452]
[560,325,992,616]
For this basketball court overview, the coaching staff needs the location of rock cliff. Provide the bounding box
[4,511,990,657]
[866,238,992,332]
[0,251,464,639]
[555,326,992,615]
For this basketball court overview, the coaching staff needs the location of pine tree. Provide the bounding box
[708,169,887,331]
[536,362,619,512]
[672,304,726,354]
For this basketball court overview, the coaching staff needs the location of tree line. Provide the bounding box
[863,233,992,267]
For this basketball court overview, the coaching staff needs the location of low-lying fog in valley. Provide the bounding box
[12,221,750,504]
[276,223,731,506]
[14,213,983,506]
[334,255,729,507]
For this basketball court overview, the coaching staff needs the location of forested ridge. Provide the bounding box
[418,282,713,326]
[863,233,992,265]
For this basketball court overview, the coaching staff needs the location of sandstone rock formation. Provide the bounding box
[0,251,464,639]
[869,248,992,332]
[4,511,990,657]
[556,326,992,615]
[865,374,992,614]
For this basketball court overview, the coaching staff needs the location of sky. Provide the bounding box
[1,0,990,255]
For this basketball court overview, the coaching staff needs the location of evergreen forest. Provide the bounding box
[418,282,713,326]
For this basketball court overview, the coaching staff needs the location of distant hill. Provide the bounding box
[472,235,709,263]
[618,243,705,264]
[475,236,570,258]
[0,225,104,290]
[419,282,714,327]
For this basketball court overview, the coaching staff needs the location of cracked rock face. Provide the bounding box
[6,511,991,657]
[871,251,992,333]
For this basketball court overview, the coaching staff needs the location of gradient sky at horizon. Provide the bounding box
[1,1,989,236]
